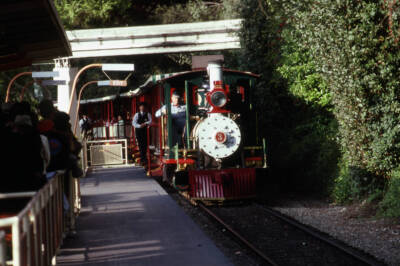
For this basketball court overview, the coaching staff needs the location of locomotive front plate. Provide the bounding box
[196,114,241,159]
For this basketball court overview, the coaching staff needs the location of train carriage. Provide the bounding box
[80,61,266,202]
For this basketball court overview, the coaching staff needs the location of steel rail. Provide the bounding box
[198,202,278,266]
[258,205,381,266]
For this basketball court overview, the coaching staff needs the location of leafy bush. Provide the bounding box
[54,0,132,29]
[238,0,340,195]
[284,1,400,180]
[151,0,240,24]
[379,169,400,217]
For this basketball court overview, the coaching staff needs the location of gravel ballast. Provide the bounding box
[271,199,400,266]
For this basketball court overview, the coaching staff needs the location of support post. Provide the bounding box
[54,59,79,133]
[185,80,191,149]
[164,83,172,158]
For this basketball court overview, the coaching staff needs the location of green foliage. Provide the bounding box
[151,0,240,24]
[278,34,331,109]
[333,162,360,204]
[54,0,132,29]
[238,0,339,195]
[379,169,400,217]
[284,1,400,180]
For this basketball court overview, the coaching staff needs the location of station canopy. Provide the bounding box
[0,0,71,70]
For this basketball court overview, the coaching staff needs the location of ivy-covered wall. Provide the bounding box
[239,0,400,216]
[239,0,339,195]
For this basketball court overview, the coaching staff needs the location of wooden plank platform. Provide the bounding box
[56,166,231,266]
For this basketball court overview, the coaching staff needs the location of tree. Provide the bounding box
[238,0,339,194]
[54,0,132,29]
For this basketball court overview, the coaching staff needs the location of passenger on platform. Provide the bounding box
[132,102,152,166]
[0,102,47,192]
[38,100,83,177]
[155,91,186,148]
[117,115,125,138]
[79,114,92,139]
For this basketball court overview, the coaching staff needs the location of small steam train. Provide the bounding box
[79,61,266,201]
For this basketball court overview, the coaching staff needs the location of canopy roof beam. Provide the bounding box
[67,19,242,58]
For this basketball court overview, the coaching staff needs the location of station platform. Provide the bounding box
[57,166,232,266]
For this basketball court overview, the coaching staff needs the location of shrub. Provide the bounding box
[283,1,400,181]
[379,169,400,217]
[238,0,340,195]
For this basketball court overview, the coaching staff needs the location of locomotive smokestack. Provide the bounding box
[207,61,223,91]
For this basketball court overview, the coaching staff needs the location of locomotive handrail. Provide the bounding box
[0,173,68,266]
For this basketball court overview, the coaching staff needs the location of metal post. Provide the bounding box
[12,221,21,266]
[54,59,79,126]
[0,231,6,266]
[67,63,102,113]
[5,72,32,103]
[23,215,31,266]
[124,139,128,165]
[73,80,98,135]
[147,126,151,175]
[184,81,191,149]
[164,83,173,158]
[263,138,267,168]
[19,80,34,101]
[175,144,180,171]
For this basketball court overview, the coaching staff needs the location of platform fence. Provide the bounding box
[81,139,129,170]
[0,172,80,266]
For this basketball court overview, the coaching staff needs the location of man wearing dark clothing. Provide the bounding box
[132,102,152,166]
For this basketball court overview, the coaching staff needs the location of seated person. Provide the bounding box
[155,91,186,148]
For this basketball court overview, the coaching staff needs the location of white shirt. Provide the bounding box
[132,112,152,128]
[79,117,90,128]
[155,105,186,118]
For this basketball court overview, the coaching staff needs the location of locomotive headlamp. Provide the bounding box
[207,80,228,112]
[210,90,227,108]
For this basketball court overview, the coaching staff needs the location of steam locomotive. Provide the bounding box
[79,61,266,201]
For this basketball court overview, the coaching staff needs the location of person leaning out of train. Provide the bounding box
[155,91,186,148]
[132,102,152,166]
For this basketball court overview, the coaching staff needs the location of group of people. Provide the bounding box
[0,90,187,193]
[79,91,187,167]
[135,91,187,165]
[0,99,83,193]
[79,114,133,140]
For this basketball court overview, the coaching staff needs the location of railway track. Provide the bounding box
[198,202,383,266]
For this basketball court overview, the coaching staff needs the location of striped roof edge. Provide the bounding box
[79,69,259,105]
